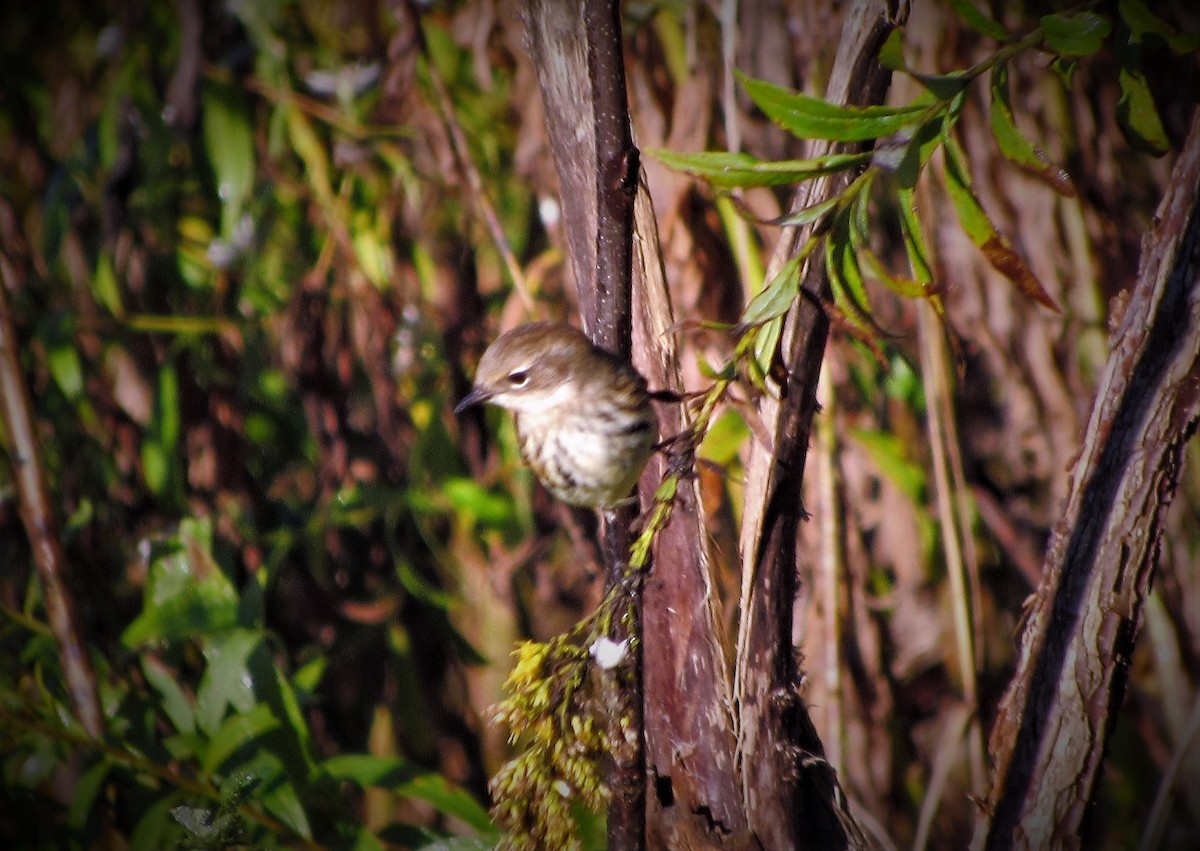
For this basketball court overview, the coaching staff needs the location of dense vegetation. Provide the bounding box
[1,1,1197,848]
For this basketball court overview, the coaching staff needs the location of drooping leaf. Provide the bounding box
[850,188,935,301]
[738,72,927,141]
[1115,38,1171,155]
[824,208,880,343]
[947,0,1011,41]
[1040,11,1112,57]
[942,133,1060,310]
[989,65,1074,194]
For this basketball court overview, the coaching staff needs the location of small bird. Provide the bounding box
[455,322,657,509]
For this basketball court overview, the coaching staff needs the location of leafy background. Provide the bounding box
[0,0,1197,848]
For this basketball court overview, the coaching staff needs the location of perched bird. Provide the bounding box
[455,322,657,509]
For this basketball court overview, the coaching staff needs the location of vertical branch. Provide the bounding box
[523,1,645,846]
[584,4,644,847]
[971,112,1200,851]
[733,1,906,847]
[632,190,746,844]
[0,257,104,738]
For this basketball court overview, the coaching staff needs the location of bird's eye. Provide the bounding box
[508,369,530,386]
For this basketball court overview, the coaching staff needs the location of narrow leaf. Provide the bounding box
[68,759,111,829]
[201,703,279,774]
[989,65,1074,194]
[739,73,926,141]
[648,148,870,188]
[740,255,802,328]
[261,781,312,840]
[397,774,495,833]
[324,754,421,788]
[896,188,934,285]
[202,83,256,240]
[770,194,842,227]
[942,134,1059,310]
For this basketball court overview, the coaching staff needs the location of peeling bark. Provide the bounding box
[971,112,1200,851]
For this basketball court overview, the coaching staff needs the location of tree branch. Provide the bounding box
[0,256,104,739]
[971,110,1200,851]
[523,1,645,846]
[733,1,908,847]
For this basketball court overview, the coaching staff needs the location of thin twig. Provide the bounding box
[0,256,104,739]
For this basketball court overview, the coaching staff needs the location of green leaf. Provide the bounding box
[989,65,1074,194]
[141,441,169,495]
[201,703,279,774]
[851,429,927,503]
[875,111,951,190]
[740,255,802,328]
[325,756,495,833]
[824,208,878,341]
[286,105,333,206]
[771,194,842,227]
[852,184,931,299]
[1118,0,1200,53]
[47,342,84,401]
[324,754,422,788]
[396,774,495,834]
[947,0,1011,40]
[197,629,263,736]
[698,409,750,466]
[739,72,927,141]
[143,655,196,734]
[442,478,517,525]
[909,71,970,101]
[647,148,870,188]
[261,779,312,840]
[1041,11,1112,57]
[942,134,1059,310]
[202,83,256,240]
[879,28,908,71]
[1116,40,1170,155]
[751,316,783,381]
[68,759,111,829]
[92,252,124,316]
[155,363,181,453]
[121,519,240,646]
[130,793,183,851]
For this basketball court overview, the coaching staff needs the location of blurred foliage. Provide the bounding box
[1,0,1198,848]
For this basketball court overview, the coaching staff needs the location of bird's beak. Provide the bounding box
[454,386,492,414]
